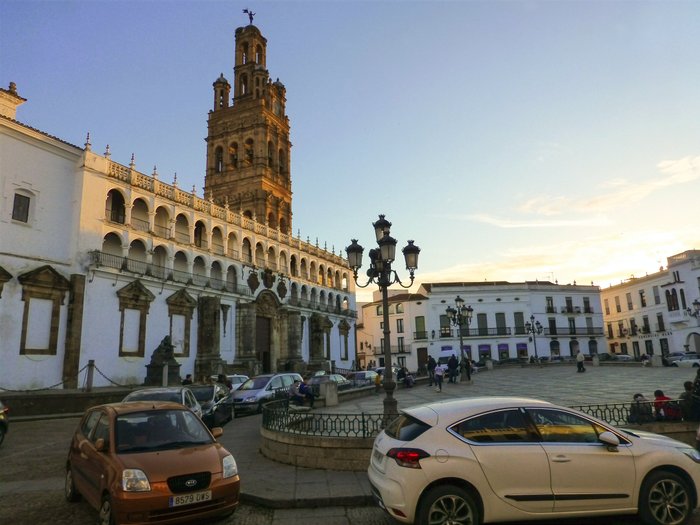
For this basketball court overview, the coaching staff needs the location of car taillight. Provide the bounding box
[386,448,429,468]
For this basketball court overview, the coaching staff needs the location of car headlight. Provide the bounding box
[222,454,238,478]
[679,447,700,463]
[122,469,151,492]
[244,396,257,403]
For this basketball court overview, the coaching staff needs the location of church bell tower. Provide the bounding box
[204,21,292,234]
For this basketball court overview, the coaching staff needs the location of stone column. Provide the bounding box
[195,295,223,380]
[62,274,86,389]
[234,302,258,374]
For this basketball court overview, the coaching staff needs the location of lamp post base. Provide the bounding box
[460,370,473,384]
[382,380,398,424]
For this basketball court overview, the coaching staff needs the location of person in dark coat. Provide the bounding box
[448,354,458,383]
[427,356,437,386]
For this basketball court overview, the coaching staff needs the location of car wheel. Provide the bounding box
[671,363,678,367]
[64,465,81,502]
[639,470,692,525]
[0,426,5,446]
[694,364,699,368]
[99,494,116,525]
[417,484,480,525]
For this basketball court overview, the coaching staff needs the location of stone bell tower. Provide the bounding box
[204,21,292,234]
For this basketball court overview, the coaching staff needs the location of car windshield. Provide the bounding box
[189,386,214,402]
[125,391,180,403]
[239,376,271,390]
[115,409,213,453]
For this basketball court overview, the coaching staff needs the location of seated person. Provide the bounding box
[653,389,681,421]
[290,379,315,408]
[628,393,653,424]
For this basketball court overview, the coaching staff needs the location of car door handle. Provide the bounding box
[551,455,571,463]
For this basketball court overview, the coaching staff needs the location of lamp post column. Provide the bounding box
[380,272,396,417]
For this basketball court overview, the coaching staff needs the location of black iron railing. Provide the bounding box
[263,399,686,439]
[263,399,384,438]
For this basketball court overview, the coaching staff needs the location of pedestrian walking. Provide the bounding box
[434,362,445,392]
[576,350,586,373]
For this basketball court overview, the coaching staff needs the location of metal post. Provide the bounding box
[86,359,95,392]
[162,363,169,386]
[381,273,397,420]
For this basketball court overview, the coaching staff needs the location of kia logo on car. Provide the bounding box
[185,479,198,488]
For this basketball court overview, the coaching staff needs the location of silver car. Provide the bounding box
[232,372,302,414]
[122,387,202,419]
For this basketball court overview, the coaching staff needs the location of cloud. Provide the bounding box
[476,155,700,224]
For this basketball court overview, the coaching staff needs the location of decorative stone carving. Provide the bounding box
[247,270,260,293]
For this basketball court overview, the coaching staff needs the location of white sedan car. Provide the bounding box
[368,396,700,525]
[672,356,700,368]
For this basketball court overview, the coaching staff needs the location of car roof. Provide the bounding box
[97,401,188,415]
[127,387,186,394]
[402,396,555,427]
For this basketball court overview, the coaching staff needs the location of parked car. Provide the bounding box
[231,372,303,414]
[615,354,635,361]
[122,387,202,419]
[0,400,8,446]
[374,366,400,378]
[189,383,234,428]
[673,356,700,368]
[307,373,352,394]
[209,374,249,392]
[663,352,688,366]
[368,396,700,525]
[65,401,239,525]
[346,370,379,387]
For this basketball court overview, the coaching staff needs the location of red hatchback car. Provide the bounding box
[65,401,240,525]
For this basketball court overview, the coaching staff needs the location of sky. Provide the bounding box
[2,0,699,303]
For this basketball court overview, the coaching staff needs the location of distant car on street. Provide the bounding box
[189,383,234,428]
[673,356,700,368]
[231,373,303,414]
[662,352,688,366]
[346,370,379,387]
[307,373,352,394]
[122,387,203,419]
[209,374,249,392]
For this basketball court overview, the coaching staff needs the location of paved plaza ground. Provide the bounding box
[323,361,698,414]
[2,362,700,525]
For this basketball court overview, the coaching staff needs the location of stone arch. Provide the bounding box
[102,232,123,256]
[106,188,126,224]
[154,206,171,238]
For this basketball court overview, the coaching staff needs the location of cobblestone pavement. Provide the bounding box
[2,363,700,524]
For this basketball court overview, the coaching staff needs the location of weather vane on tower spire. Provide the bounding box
[243,8,255,25]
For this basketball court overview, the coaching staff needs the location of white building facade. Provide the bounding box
[600,251,700,358]
[0,22,357,391]
[357,281,606,372]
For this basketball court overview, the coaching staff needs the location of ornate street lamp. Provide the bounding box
[346,215,420,420]
[687,299,700,319]
[445,296,473,382]
[525,314,543,364]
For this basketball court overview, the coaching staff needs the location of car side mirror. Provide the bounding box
[598,431,620,448]
[211,427,223,439]
[94,438,107,452]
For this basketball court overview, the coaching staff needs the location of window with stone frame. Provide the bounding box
[166,289,197,357]
[17,265,70,355]
[116,280,155,357]
[12,192,31,223]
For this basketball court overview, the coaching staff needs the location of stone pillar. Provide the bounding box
[62,274,86,389]
[195,295,224,380]
[234,302,258,374]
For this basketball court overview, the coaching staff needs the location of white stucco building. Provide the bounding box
[0,21,357,391]
[358,280,606,372]
[600,250,700,358]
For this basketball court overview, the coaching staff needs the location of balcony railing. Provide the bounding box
[89,251,251,296]
[414,331,428,340]
[545,327,604,337]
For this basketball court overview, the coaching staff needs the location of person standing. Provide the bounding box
[576,350,586,373]
[181,374,193,385]
[434,362,446,392]
[448,354,458,383]
[427,355,437,386]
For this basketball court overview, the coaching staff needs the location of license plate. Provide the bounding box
[373,449,384,463]
[169,490,212,507]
